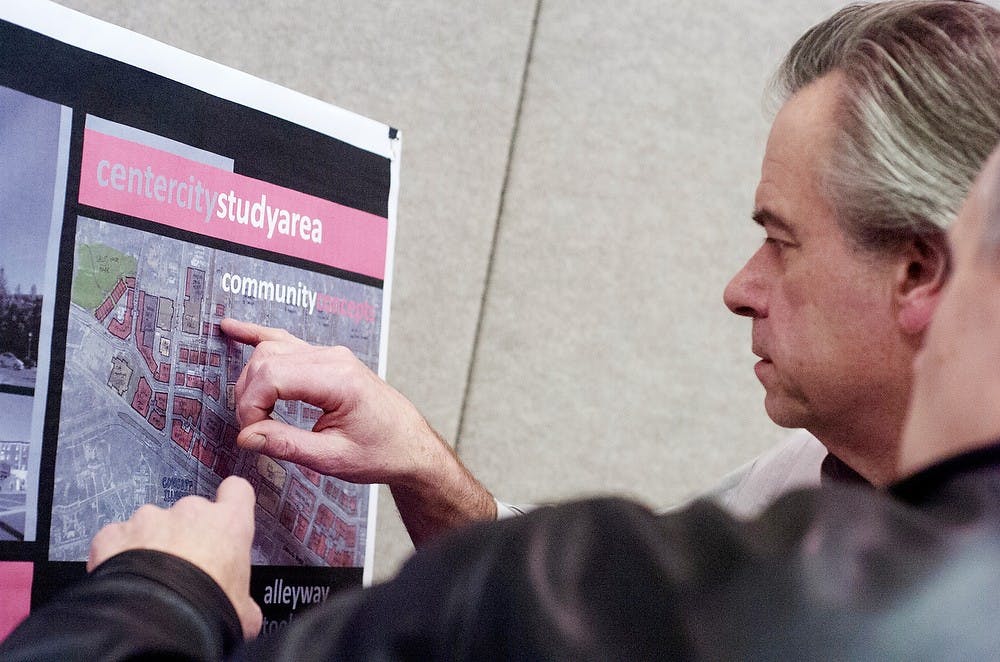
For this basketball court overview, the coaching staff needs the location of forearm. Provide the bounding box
[0,550,242,662]
[389,426,497,547]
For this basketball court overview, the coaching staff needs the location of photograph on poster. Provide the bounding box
[0,392,31,541]
[0,83,69,545]
[0,84,64,392]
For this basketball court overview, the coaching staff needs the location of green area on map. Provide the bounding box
[71,243,138,309]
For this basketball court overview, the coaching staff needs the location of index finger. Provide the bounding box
[221,318,305,347]
[214,476,256,514]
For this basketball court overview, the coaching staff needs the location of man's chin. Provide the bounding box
[763,394,810,429]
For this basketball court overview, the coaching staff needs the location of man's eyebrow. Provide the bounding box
[751,208,797,236]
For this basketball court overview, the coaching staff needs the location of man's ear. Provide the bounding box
[896,233,948,335]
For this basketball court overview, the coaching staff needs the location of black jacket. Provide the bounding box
[4,444,1000,660]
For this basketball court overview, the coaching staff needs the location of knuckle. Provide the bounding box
[174,493,208,509]
[133,503,163,520]
[267,431,295,459]
[246,356,280,390]
[328,345,356,363]
[249,341,280,364]
[91,522,118,545]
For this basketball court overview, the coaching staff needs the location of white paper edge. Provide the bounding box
[363,132,401,585]
[1,0,394,159]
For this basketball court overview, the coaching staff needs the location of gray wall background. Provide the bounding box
[52,0,852,580]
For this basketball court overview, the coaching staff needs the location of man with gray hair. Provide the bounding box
[204,0,1000,544]
[717,0,1000,511]
[9,1,1000,658]
[9,116,1000,661]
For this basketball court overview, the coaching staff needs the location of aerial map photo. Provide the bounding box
[49,215,383,567]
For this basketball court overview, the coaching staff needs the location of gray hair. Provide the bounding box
[774,0,1000,253]
[979,149,1000,255]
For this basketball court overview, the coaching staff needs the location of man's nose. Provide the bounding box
[723,249,767,318]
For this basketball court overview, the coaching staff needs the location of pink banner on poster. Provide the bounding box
[78,129,388,279]
[0,561,32,641]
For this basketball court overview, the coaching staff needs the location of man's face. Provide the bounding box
[723,73,911,445]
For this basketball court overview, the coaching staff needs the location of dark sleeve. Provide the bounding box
[241,489,948,661]
[0,549,243,662]
[243,497,731,661]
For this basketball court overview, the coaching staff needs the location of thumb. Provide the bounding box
[239,600,263,640]
[237,419,350,476]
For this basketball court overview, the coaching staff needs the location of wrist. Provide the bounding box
[388,422,496,546]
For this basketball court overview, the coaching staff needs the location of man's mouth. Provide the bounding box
[753,357,773,383]
[751,342,773,383]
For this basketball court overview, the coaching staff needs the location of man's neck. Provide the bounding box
[811,415,903,487]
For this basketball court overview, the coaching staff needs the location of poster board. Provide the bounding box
[0,1,399,637]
